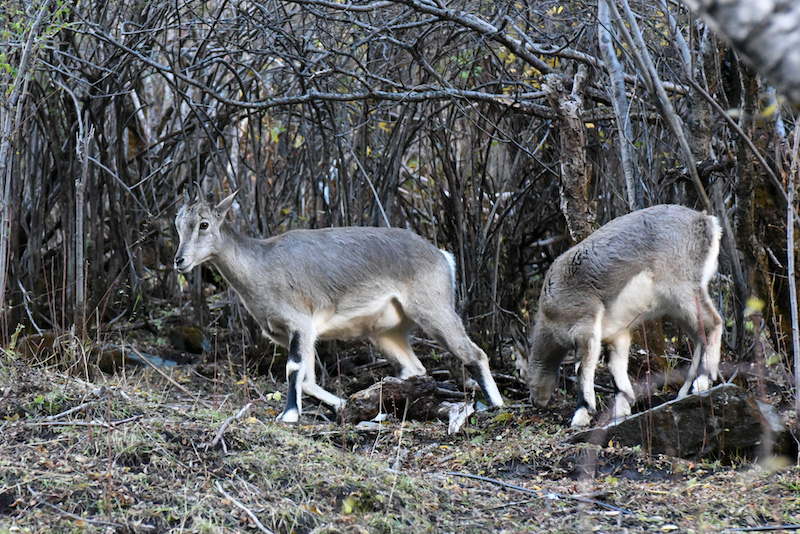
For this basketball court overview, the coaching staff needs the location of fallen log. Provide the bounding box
[342,375,475,433]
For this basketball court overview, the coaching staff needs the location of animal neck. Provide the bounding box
[210,223,264,294]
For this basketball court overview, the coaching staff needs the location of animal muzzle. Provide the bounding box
[174,254,192,273]
[531,389,553,409]
[528,370,558,408]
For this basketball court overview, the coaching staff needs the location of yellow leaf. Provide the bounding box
[378,121,390,132]
[293,135,304,148]
[585,123,595,129]
[760,102,778,118]
[342,495,357,514]
[744,297,765,316]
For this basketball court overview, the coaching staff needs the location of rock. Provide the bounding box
[96,344,178,372]
[168,326,209,354]
[570,384,782,459]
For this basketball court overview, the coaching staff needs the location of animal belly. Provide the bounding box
[601,270,657,338]
[314,296,405,340]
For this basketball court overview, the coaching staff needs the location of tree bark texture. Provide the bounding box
[545,71,596,243]
[681,0,800,106]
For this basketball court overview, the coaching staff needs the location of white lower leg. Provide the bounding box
[607,332,634,421]
[611,394,632,421]
[571,314,603,428]
[571,407,593,428]
[277,358,303,423]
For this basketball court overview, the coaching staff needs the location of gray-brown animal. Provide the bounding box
[526,204,723,427]
[174,191,504,422]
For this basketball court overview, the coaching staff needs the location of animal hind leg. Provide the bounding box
[699,291,723,382]
[372,322,426,379]
[415,308,504,408]
[676,293,722,398]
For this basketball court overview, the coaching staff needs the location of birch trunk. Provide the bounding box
[680,0,800,106]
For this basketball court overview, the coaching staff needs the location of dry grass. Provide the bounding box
[2,340,800,533]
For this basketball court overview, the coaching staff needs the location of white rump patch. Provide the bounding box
[441,250,456,290]
[702,216,722,287]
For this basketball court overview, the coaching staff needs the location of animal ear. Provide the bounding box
[215,190,238,217]
[183,187,191,206]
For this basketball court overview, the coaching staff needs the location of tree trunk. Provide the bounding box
[545,70,595,243]
[598,0,643,211]
[680,0,800,106]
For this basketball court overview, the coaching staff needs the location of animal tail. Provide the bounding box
[440,249,457,302]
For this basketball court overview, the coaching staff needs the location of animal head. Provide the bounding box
[174,190,238,273]
[527,365,559,408]
[525,318,565,408]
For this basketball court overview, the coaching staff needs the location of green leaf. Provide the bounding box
[492,412,514,423]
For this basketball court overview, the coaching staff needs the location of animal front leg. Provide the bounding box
[571,314,604,428]
[301,352,345,412]
[278,331,307,423]
[607,331,635,422]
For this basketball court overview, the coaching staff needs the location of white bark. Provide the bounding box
[789,117,800,418]
[598,0,642,210]
[681,0,800,105]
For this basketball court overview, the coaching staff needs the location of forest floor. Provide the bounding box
[2,324,800,533]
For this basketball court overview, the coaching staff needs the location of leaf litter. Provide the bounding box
[1,339,800,533]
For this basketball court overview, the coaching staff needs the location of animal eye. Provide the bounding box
[199,221,209,231]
